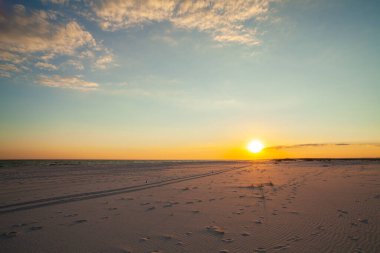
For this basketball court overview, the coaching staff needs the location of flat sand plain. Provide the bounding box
[0,160,379,253]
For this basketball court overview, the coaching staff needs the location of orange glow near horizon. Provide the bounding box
[0,139,379,160]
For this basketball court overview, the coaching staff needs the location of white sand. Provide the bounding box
[0,160,379,252]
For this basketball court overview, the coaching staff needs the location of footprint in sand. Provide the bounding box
[30,226,43,231]
[12,223,27,228]
[337,209,348,214]
[161,234,173,240]
[206,226,225,235]
[273,244,289,250]
[163,201,179,208]
[64,214,78,218]
[139,237,150,242]
[1,231,18,238]
[254,247,267,252]
[75,219,87,224]
[287,235,302,242]
[348,235,359,241]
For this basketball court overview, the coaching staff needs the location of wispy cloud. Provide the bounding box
[0,72,11,78]
[265,143,380,150]
[151,34,179,46]
[38,75,99,91]
[0,63,21,77]
[94,54,115,69]
[65,59,84,70]
[35,62,58,71]
[0,4,114,78]
[41,0,68,4]
[0,5,95,57]
[87,0,278,45]
[0,63,21,72]
[0,51,25,64]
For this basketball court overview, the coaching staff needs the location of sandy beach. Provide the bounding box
[2,1,380,252]
[0,160,379,253]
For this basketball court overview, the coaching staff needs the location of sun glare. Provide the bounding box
[247,140,264,153]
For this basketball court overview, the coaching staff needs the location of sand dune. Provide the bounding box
[0,160,379,252]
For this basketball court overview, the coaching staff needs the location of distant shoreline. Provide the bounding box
[1,158,379,162]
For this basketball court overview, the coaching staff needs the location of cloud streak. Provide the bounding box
[35,62,58,71]
[0,63,21,73]
[265,143,380,150]
[41,0,68,4]
[38,75,99,91]
[94,54,114,69]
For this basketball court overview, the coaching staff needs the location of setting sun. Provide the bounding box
[247,140,265,153]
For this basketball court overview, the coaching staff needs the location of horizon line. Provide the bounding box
[1,158,380,161]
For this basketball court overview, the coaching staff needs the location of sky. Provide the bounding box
[0,0,379,159]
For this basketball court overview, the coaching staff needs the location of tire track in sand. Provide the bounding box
[0,165,249,214]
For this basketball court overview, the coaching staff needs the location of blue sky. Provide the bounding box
[1,0,379,159]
